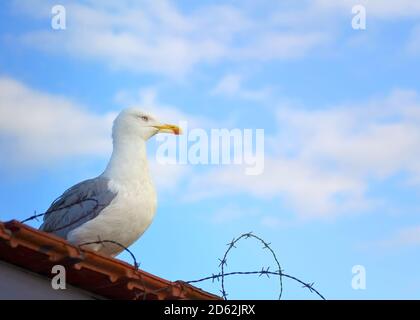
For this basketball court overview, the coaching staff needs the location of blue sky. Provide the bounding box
[1,0,420,299]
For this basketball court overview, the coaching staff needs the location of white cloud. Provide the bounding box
[17,0,227,76]
[2,77,419,220]
[114,86,215,129]
[210,204,259,224]
[313,0,420,19]
[0,77,195,191]
[211,73,271,101]
[212,74,242,96]
[375,225,420,248]
[186,159,367,219]
[11,0,420,78]
[184,89,420,219]
[236,32,328,60]
[407,24,420,55]
[149,159,190,192]
[0,77,114,168]
[274,90,420,180]
[260,216,291,229]
[15,0,327,77]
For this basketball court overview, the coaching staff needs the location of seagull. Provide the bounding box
[39,108,181,256]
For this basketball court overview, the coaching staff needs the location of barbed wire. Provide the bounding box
[102,232,325,300]
[218,232,283,300]
[20,198,100,226]
[78,239,140,270]
[21,202,325,300]
[76,235,326,300]
[20,206,325,300]
[185,270,325,300]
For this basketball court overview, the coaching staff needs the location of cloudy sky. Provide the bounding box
[1,0,420,299]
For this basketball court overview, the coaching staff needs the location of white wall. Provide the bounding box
[0,261,102,300]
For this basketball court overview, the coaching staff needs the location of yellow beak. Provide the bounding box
[153,124,182,135]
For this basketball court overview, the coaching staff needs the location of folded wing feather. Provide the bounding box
[40,177,117,239]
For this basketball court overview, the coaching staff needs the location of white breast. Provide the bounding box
[67,178,157,256]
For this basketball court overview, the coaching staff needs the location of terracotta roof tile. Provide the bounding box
[0,220,221,300]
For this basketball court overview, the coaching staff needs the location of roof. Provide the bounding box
[0,220,221,300]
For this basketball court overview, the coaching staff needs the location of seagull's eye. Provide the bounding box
[140,115,149,122]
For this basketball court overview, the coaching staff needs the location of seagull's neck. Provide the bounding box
[102,136,151,184]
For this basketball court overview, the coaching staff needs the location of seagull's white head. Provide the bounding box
[112,108,181,142]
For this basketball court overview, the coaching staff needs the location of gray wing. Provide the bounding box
[39,177,117,239]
